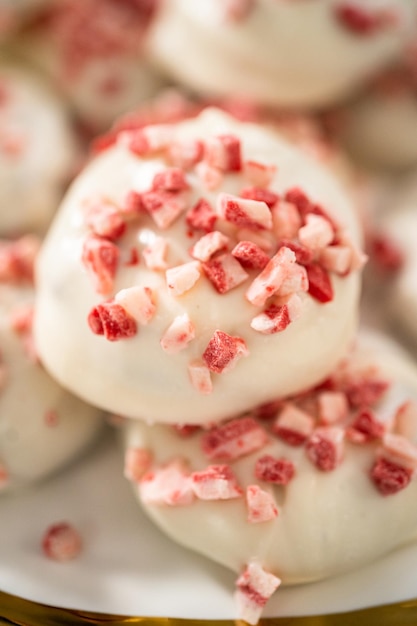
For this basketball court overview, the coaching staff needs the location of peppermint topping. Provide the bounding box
[88,301,137,340]
[42,522,83,561]
[202,330,249,374]
[246,485,279,523]
[201,416,268,461]
[235,563,281,626]
[191,465,243,500]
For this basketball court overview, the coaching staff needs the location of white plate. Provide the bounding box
[1,430,417,621]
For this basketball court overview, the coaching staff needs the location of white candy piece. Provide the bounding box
[0,284,102,492]
[0,62,77,236]
[147,0,411,108]
[122,330,417,622]
[35,108,363,425]
[16,0,166,130]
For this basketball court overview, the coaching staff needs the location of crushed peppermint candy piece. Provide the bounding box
[186,198,217,233]
[140,459,194,506]
[250,294,302,334]
[240,187,279,210]
[191,465,243,500]
[298,214,334,251]
[190,231,230,262]
[204,134,242,172]
[317,391,349,425]
[141,190,188,230]
[273,403,314,446]
[188,360,213,395]
[201,416,268,460]
[84,197,126,241]
[115,286,155,325]
[305,263,334,303]
[152,167,190,193]
[217,193,273,231]
[202,330,249,374]
[124,447,153,482]
[88,302,137,341]
[160,314,195,354]
[142,236,168,270]
[381,433,417,471]
[393,402,417,441]
[166,261,201,296]
[82,235,119,295]
[272,200,302,239]
[231,240,270,270]
[42,522,83,562]
[255,455,295,485]
[320,245,352,275]
[306,427,345,471]
[243,160,276,188]
[246,246,296,307]
[246,485,279,523]
[346,408,385,443]
[195,161,224,191]
[371,457,412,496]
[202,253,249,294]
[235,562,281,626]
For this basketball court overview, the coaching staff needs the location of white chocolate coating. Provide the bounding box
[0,62,77,236]
[340,76,417,171]
[17,0,166,131]
[0,284,103,492]
[123,330,417,585]
[381,178,417,343]
[34,109,363,425]
[147,0,411,109]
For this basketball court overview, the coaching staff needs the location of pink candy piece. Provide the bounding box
[274,403,315,446]
[186,198,217,233]
[190,231,230,262]
[306,427,345,471]
[201,416,268,461]
[246,246,296,307]
[298,214,334,251]
[191,465,243,500]
[88,301,137,341]
[255,455,295,485]
[202,330,249,374]
[346,408,385,443]
[320,245,353,275]
[235,562,281,626]
[141,190,188,230]
[371,457,413,496]
[142,236,168,271]
[168,138,204,170]
[381,433,417,471]
[140,460,194,506]
[202,253,249,294]
[160,314,195,354]
[243,160,276,188]
[115,286,155,325]
[231,241,270,270]
[82,235,119,295]
[204,134,242,172]
[84,197,126,241]
[276,262,308,298]
[195,161,224,191]
[166,261,201,296]
[305,263,334,303]
[152,168,190,193]
[42,522,83,562]
[250,294,302,334]
[217,193,273,231]
[272,200,302,239]
[318,391,349,425]
[246,485,279,523]
[124,447,153,482]
[240,187,279,210]
[188,360,213,395]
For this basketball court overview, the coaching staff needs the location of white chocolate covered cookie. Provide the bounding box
[0,237,103,492]
[147,0,411,109]
[0,61,77,236]
[18,0,166,131]
[123,329,417,624]
[34,108,365,425]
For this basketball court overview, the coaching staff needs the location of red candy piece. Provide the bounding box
[202,330,248,373]
[346,408,385,443]
[82,235,119,295]
[42,522,82,561]
[88,302,137,341]
[240,187,279,209]
[152,167,190,192]
[186,198,217,233]
[201,416,268,461]
[305,263,334,303]
[232,240,270,270]
[205,134,242,172]
[371,457,413,496]
[255,455,295,485]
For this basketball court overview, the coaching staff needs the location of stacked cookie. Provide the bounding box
[2,1,417,624]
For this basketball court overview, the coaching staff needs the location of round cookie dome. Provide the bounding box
[122,329,417,623]
[0,61,78,236]
[34,108,365,425]
[147,0,411,109]
[0,237,103,492]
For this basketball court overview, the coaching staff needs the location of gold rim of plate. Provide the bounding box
[2,592,417,626]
